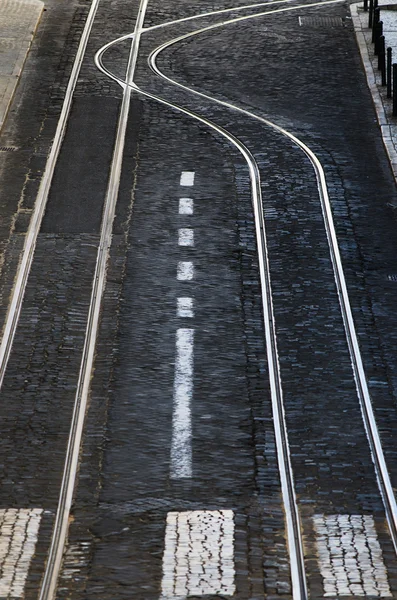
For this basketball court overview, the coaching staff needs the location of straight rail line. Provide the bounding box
[37,1,148,598]
[0,0,101,390]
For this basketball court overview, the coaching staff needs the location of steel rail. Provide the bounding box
[37,1,148,598]
[142,0,299,32]
[145,0,397,554]
[96,0,345,73]
[96,0,397,591]
[0,0,102,391]
[96,32,308,600]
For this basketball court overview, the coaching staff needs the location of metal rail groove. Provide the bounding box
[38,1,149,598]
[145,6,397,557]
[0,0,101,390]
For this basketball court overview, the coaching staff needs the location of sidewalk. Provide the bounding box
[0,0,44,134]
[351,1,397,182]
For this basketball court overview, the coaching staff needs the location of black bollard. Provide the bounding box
[393,64,397,116]
[379,37,386,85]
[374,21,383,54]
[388,48,392,98]
[369,0,374,27]
[372,7,380,42]
[364,0,368,10]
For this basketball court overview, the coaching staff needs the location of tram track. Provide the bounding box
[144,0,397,554]
[94,0,397,597]
[0,0,101,390]
[37,1,149,597]
[0,0,395,598]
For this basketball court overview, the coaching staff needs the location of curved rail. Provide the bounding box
[145,0,397,554]
[96,12,317,600]
[95,0,397,583]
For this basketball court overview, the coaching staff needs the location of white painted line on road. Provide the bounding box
[160,510,235,598]
[179,198,193,215]
[177,297,194,318]
[177,261,194,281]
[178,228,194,247]
[170,328,194,478]
[313,514,392,597]
[180,171,195,186]
[0,508,42,598]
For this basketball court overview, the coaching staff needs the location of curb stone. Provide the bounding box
[351,2,397,187]
[0,0,44,134]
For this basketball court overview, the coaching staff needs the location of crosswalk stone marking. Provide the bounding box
[160,510,235,598]
[313,514,392,596]
[0,508,42,598]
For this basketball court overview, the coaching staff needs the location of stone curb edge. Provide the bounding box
[0,1,44,134]
[350,2,397,183]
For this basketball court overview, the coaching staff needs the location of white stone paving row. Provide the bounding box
[160,510,235,598]
[0,508,42,598]
[313,514,392,596]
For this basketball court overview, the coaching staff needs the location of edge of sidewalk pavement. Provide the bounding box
[0,0,44,135]
[351,1,397,185]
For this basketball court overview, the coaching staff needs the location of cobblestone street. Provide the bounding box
[2,0,397,598]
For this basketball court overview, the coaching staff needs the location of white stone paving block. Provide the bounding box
[0,508,42,597]
[313,514,392,597]
[160,510,235,598]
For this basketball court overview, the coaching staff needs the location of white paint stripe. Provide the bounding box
[170,329,194,478]
[179,198,193,215]
[180,171,195,186]
[177,261,194,281]
[177,297,194,318]
[313,514,392,597]
[161,510,235,598]
[0,509,42,598]
[178,228,194,247]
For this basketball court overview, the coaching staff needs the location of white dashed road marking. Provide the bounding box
[179,198,193,215]
[160,510,235,598]
[178,228,194,247]
[180,171,195,186]
[177,297,194,318]
[0,508,43,598]
[170,328,194,478]
[177,261,194,281]
[313,514,392,596]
